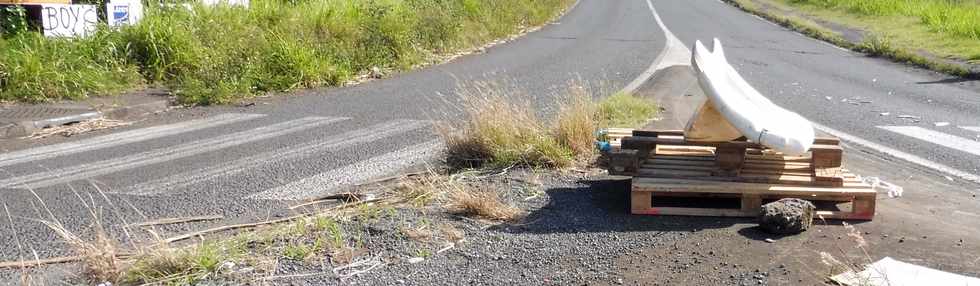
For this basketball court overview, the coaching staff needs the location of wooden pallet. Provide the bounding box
[604,129,876,220]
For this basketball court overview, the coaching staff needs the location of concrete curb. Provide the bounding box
[0,98,171,139]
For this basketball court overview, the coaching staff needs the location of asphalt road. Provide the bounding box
[0,0,978,272]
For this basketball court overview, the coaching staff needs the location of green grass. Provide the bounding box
[598,92,658,128]
[724,0,977,77]
[788,0,980,41]
[0,0,572,104]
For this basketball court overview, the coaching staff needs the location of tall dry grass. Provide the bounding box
[440,82,658,169]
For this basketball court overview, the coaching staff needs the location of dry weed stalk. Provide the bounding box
[446,186,522,222]
[555,85,598,157]
[40,220,122,283]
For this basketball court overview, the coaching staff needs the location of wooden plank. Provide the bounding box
[741,195,762,215]
[811,144,843,168]
[631,191,652,213]
[635,207,748,217]
[646,158,716,166]
[632,178,875,195]
[632,129,684,137]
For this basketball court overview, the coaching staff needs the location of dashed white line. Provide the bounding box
[0,113,265,168]
[249,140,443,200]
[126,119,430,195]
[878,126,980,157]
[0,117,347,189]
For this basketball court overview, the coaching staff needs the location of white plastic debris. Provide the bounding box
[407,257,424,264]
[879,112,890,116]
[832,257,980,286]
[934,122,951,127]
[861,176,904,198]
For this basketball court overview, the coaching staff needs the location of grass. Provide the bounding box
[724,0,979,77]
[0,0,572,104]
[598,92,659,128]
[439,83,576,169]
[446,186,522,221]
[441,82,659,170]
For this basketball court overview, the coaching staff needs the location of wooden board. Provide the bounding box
[631,177,876,220]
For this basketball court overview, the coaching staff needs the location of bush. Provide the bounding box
[0,0,572,104]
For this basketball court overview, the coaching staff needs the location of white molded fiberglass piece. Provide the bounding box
[690,38,815,155]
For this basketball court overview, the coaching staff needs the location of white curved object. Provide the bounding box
[690,38,815,155]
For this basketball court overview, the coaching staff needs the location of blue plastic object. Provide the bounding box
[595,141,611,152]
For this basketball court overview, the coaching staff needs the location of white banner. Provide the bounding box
[40,4,97,37]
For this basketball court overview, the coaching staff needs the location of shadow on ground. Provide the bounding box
[497,177,753,235]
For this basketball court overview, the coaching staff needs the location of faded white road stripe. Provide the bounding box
[0,113,264,168]
[126,119,430,195]
[249,140,443,200]
[0,117,347,189]
[812,123,980,184]
[960,126,980,133]
[879,126,980,157]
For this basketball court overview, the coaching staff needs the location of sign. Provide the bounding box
[40,4,97,37]
[106,0,144,27]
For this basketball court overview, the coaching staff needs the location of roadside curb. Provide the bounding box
[0,97,172,139]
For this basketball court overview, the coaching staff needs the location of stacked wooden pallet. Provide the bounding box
[605,129,876,220]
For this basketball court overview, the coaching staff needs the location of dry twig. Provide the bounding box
[130,215,224,227]
[29,118,131,139]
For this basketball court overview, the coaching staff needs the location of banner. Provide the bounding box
[40,4,97,37]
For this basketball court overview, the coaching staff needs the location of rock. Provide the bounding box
[369,66,383,79]
[758,198,815,234]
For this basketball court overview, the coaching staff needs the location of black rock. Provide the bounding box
[758,198,815,234]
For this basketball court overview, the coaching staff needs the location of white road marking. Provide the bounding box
[0,117,347,189]
[960,126,980,133]
[813,123,979,183]
[878,126,980,157]
[126,119,431,195]
[621,0,692,94]
[639,1,980,184]
[0,113,264,168]
[249,140,443,201]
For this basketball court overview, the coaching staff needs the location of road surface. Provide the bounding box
[0,0,978,267]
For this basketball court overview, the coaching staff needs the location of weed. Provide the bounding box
[282,243,314,261]
[556,86,599,156]
[415,248,432,258]
[857,33,893,56]
[447,186,522,221]
[441,84,573,169]
[42,221,122,284]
